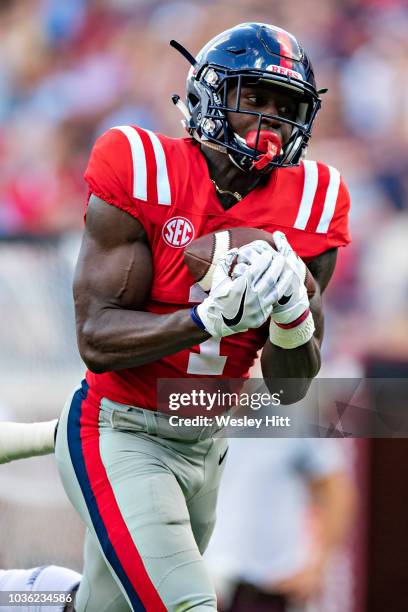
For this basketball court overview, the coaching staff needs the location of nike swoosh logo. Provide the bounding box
[222,285,247,327]
[219,447,229,465]
[278,293,292,305]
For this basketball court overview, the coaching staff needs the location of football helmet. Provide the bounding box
[171,23,324,172]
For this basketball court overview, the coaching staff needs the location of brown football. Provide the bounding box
[184,227,317,298]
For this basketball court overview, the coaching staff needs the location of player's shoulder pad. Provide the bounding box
[292,159,350,235]
[85,124,180,207]
[84,126,134,207]
[109,125,176,205]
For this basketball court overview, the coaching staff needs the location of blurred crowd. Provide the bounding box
[0,0,407,368]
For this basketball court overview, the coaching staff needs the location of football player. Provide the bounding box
[54,23,350,611]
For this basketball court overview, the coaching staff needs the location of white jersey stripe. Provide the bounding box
[145,129,172,205]
[112,126,147,200]
[293,160,319,230]
[316,165,341,233]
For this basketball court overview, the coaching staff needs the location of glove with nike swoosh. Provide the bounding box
[232,234,315,348]
[195,242,293,337]
[269,231,315,349]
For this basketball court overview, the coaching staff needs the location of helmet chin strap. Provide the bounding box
[194,133,228,155]
[228,153,248,172]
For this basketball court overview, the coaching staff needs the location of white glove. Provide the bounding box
[196,243,292,337]
[232,239,294,300]
[269,231,315,349]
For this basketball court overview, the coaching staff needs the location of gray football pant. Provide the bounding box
[55,384,228,612]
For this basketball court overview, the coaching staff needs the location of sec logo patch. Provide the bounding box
[162,216,195,248]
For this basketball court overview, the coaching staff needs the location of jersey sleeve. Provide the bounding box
[84,127,143,220]
[325,173,351,249]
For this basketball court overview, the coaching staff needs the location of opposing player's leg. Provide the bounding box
[0,419,57,464]
[55,381,217,612]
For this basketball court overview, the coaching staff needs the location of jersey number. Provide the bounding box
[187,284,227,375]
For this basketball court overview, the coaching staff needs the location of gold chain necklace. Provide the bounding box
[211,180,243,202]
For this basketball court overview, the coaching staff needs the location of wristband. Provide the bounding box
[274,308,311,329]
[269,310,315,349]
[190,305,208,332]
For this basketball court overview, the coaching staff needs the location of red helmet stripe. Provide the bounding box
[276,30,293,69]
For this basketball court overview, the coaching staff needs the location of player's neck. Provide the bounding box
[201,145,267,209]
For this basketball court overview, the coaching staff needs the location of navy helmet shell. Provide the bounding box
[182,23,322,171]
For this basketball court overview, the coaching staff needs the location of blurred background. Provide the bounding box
[0,0,407,611]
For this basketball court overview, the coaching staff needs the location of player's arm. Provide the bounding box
[74,195,210,373]
[0,420,57,464]
[305,246,338,347]
[75,196,278,372]
[261,247,337,402]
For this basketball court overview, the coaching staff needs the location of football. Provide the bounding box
[184,227,317,298]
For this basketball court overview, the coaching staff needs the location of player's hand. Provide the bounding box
[231,239,296,301]
[230,239,274,278]
[196,244,292,337]
[269,231,315,349]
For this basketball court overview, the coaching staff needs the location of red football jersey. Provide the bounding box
[83,125,351,409]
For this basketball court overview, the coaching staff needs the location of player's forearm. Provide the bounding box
[78,308,209,373]
[260,295,323,403]
[260,337,321,403]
